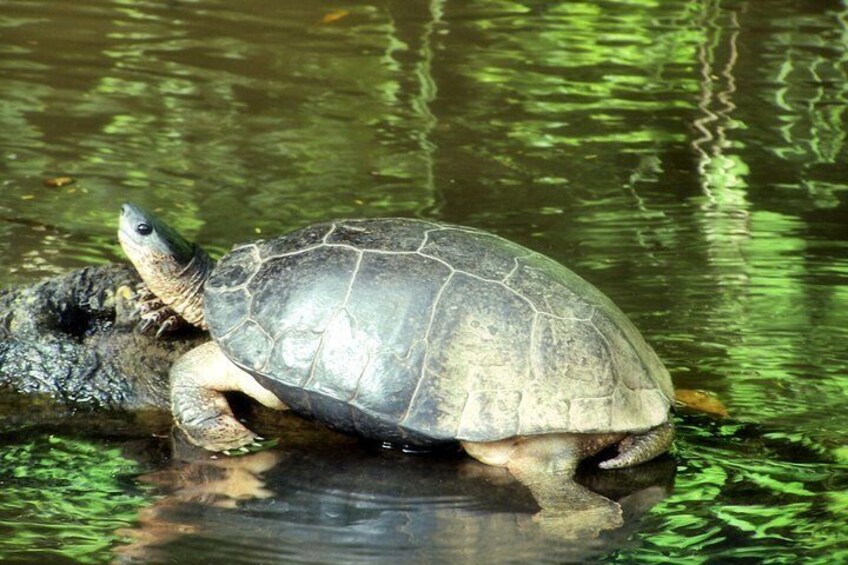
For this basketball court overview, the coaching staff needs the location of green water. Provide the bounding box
[1,0,847,563]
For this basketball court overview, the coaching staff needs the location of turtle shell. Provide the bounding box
[203,219,673,447]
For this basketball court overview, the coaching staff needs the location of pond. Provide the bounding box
[1,0,847,563]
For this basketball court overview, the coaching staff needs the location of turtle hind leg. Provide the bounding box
[598,421,674,470]
[170,341,287,452]
[462,435,624,539]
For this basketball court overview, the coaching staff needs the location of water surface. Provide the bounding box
[1,0,846,563]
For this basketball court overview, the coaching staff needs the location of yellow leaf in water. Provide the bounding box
[21,194,35,200]
[320,9,350,24]
[674,389,729,418]
[44,176,75,187]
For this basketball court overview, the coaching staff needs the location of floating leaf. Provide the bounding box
[44,176,75,188]
[675,389,729,418]
[320,9,350,24]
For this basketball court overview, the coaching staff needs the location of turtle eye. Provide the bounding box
[136,222,153,236]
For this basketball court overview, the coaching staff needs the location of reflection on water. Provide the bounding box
[112,421,674,564]
[1,0,847,563]
[0,434,155,564]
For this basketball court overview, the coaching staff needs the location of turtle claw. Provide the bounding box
[222,446,253,456]
[135,282,155,298]
[132,285,184,338]
[155,315,183,338]
[138,317,156,335]
[220,438,279,457]
[137,308,182,337]
[138,297,165,316]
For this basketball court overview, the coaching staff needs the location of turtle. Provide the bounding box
[118,203,675,535]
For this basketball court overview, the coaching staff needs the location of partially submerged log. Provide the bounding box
[0,264,205,432]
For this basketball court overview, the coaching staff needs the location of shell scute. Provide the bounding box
[533,315,615,398]
[327,218,433,252]
[219,320,272,373]
[206,245,256,291]
[403,273,535,441]
[204,286,250,338]
[255,223,332,258]
[268,329,323,386]
[246,247,356,340]
[504,257,596,320]
[333,252,452,420]
[309,309,371,399]
[420,228,528,281]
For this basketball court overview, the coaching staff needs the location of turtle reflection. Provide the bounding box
[116,418,675,563]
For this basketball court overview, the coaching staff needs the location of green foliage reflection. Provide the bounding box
[0,436,150,564]
[608,423,848,564]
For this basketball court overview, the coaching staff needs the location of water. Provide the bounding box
[1,0,847,562]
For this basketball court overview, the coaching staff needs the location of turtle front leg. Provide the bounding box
[170,341,287,452]
[134,283,184,337]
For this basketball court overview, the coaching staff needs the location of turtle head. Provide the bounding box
[119,203,194,268]
[118,203,213,329]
